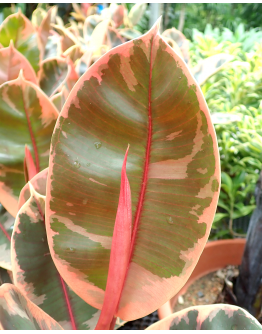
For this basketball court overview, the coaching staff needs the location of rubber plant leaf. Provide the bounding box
[83,15,103,42]
[0,283,63,330]
[44,34,63,60]
[0,71,58,217]
[0,204,14,270]
[0,41,38,85]
[37,6,58,60]
[146,304,262,330]
[119,28,142,40]
[162,28,190,65]
[50,87,67,113]
[45,19,220,321]
[11,178,101,330]
[24,145,37,183]
[52,25,78,53]
[107,26,125,49]
[0,12,40,73]
[127,3,147,27]
[95,147,132,330]
[38,57,70,97]
[191,54,234,86]
[110,4,126,28]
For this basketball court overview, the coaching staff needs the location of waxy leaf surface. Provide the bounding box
[0,12,40,73]
[0,283,63,330]
[0,74,58,217]
[0,204,14,270]
[12,179,100,330]
[0,43,37,85]
[38,57,69,97]
[46,21,220,320]
[146,304,262,330]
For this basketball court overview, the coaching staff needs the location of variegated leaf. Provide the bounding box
[162,28,190,65]
[146,304,262,330]
[38,57,69,97]
[127,3,147,27]
[0,204,14,270]
[0,72,58,217]
[0,41,37,85]
[109,4,126,28]
[107,26,125,49]
[32,8,47,28]
[50,87,67,113]
[45,20,220,321]
[18,168,48,212]
[52,25,78,52]
[119,28,142,40]
[63,44,84,64]
[0,283,63,330]
[0,12,40,73]
[44,33,63,60]
[83,15,103,42]
[191,54,234,86]
[38,6,58,60]
[12,179,100,330]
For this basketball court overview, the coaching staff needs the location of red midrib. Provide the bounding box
[128,35,154,264]
[0,222,11,241]
[35,198,77,330]
[21,86,40,173]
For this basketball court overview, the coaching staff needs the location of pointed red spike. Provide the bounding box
[95,146,132,330]
[24,145,37,182]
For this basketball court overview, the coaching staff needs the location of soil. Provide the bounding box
[173,265,239,313]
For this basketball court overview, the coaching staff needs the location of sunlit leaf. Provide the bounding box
[46,20,220,320]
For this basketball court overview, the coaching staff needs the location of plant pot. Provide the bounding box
[157,238,246,320]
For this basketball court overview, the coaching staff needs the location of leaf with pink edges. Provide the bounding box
[45,20,220,321]
[0,12,40,72]
[162,28,190,65]
[0,72,58,217]
[146,304,262,330]
[38,57,70,97]
[12,176,101,330]
[0,283,63,330]
[0,41,37,85]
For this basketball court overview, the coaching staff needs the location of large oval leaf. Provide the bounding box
[146,304,262,330]
[0,283,63,330]
[0,204,14,270]
[12,178,100,330]
[0,42,37,85]
[46,21,220,320]
[0,73,58,217]
[0,12,40,73]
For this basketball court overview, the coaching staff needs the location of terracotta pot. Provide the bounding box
[157,238,246,320]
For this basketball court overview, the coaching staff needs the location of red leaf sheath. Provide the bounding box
[95,146,132,330]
